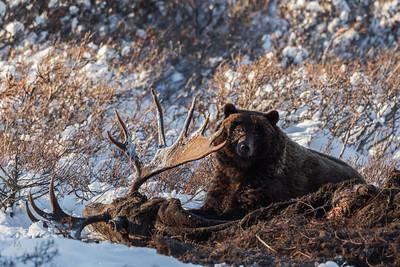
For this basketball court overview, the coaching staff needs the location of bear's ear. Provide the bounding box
[265,110,279,126]
[224,103,238,118]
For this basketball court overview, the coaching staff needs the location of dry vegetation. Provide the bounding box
[0,38,118,208]
[0,0,399,265]
[1,0,399,210]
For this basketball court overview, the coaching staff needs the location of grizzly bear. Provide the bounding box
[192,104,364,220]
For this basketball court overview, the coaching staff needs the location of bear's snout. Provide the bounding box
[236,138,254,158]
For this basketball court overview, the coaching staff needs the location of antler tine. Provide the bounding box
[208,125,226,145]
[199,115,210,136]
[107,111,128,151]
[28,179,81,223]
[25,201,39,223]
[49,176,72,220]
[108,111,142,178]
[72,213,111,239]
[28,191,54,221]
[151,88,166,148]
[115,111,129,143]
[181,95,197,139]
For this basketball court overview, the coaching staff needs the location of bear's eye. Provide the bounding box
[230,125,245,140]
[253,125,262,135]
[230,121,242,131]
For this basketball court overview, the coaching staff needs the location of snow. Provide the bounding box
[261,34,273,52]
[318,261,339,267]
[172,71,185,83]
[282,46,309,65]
[69,5,79,15]
[121,45,131,57]
[328,18,341,33]
[5,21,25,36]
[332,0,350,12]
[306,1,322,12]
[71,17,79,30]
[0,64,16,79]
[394,150,400,161]
[136,29,147,38]
[34,14,48,27]
[1,236,199,267]
[0,1,6,18]
[97,45,116,62]
[0,191,200,267]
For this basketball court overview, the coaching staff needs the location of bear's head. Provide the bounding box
[214,103,282,170]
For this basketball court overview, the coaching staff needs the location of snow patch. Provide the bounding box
[48,0,58,8]
[69,5,79,15]
[136,29,147,38]
[282,46,309,64]
[332,0,350,12]
[318,261,339,267]
[306,1,322,12]
[172,71,185,83]
[0,1,6,18]
[97,45,116,62]
[1,237,199,267]
[27,221,49,238]
[262,34,273,52]
[5,21,25,36]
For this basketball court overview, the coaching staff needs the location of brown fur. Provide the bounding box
[193,104,364,220]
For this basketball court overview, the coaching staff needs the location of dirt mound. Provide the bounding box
[84,172,399,266]
[226,180,400,266]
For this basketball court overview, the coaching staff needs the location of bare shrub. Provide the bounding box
[0,37,119,205]
[358,149,399,186]
[212,51,400,162]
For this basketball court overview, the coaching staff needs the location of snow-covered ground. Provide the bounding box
[1,235,199,267]
[0,191,201,267]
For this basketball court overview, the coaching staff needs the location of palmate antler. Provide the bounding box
[108,89,226,193]
[26,89,226,238]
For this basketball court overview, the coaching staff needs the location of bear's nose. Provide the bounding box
[239,143,250,154]
[237,138,254,157]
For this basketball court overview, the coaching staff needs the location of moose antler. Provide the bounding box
[26,176,111,239]
[26,90,226,239]
[108,89,226,193]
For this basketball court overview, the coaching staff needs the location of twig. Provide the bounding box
[338,116,357,159]
[386,62,400,81]
[321,28,347,65]
[255,234,277,254]
[182,185,207,206]
[293,250,312,259]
